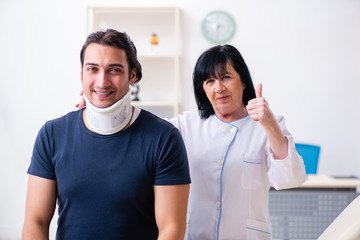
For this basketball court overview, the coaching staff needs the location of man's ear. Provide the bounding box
[80,66,83,83]
[129,68,137,85]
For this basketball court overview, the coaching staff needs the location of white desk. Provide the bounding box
[301,174,360,190]
[269,175,360,240]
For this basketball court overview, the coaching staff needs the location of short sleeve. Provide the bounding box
[153,128,191,185]
[27,122,56,180]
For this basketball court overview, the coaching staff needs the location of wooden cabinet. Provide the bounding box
[87,7,182,118]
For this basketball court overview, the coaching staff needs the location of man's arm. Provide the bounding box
[22,175,57,240]
[154,184,189,240]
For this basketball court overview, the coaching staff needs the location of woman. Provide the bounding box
[168,45,306,240]
[77,44,306,239]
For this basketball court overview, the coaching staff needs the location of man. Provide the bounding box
[22,29,191,240]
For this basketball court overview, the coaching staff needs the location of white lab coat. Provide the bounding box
[169,111,307,240]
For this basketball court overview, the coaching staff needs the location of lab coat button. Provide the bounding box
[216,201,221,208]
[230,127,237,133]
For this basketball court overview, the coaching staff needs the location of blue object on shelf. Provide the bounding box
[295,143,321,174]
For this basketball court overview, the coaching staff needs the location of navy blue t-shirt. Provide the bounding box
[28,109,191,240]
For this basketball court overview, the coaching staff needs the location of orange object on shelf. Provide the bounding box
[150,33,158,45]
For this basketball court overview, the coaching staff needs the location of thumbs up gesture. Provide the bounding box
[246,83,274,125]
[247,83,289,159]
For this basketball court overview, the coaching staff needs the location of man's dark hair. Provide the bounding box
[80,29,142,82]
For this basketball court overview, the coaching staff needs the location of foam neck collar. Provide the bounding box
[83,90,132,135]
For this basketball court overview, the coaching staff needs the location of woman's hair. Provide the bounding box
[80,29,142,83]
[193,44,256,119]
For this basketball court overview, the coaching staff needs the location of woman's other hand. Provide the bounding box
[75,90,86,109]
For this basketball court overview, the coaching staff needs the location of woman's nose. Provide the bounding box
[215,80,225,93]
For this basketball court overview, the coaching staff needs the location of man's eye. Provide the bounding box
[87,67,97,72]
[110,68,121,73]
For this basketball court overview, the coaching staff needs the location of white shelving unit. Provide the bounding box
[87,7,182,118]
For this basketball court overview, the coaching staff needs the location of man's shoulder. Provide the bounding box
[138,109,177,129]
[34,110,83,150]
[42,109,83,131]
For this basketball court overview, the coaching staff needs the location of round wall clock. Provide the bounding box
[202,10,236,43]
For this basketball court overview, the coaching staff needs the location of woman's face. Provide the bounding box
[202,63,247,122]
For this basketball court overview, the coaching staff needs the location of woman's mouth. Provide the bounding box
[217,96,229,102]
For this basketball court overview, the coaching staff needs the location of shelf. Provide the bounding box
[132,101,177,107]
[138,54,180,59]
[87,7,182,57]
[87,7,182,118]
[132,101,179,119]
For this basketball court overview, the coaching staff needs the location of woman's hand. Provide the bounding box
[246,83,273,125]
[75,91,86,109]
[246,83,288,159]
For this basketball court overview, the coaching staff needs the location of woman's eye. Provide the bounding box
[205,79,214,85]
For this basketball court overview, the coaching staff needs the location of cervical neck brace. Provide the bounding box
[84,90,132,135]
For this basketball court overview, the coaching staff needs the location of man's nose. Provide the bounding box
[97,72,111,88]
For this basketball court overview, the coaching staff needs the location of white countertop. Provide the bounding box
[300,174,360,189]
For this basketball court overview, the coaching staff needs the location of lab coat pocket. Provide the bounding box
[246,219,272,240]
[241,153,262,189]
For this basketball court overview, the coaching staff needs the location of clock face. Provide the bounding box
[202,10,236,43]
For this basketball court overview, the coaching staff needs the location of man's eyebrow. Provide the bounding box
[108,63,125,68]
[85,62,99,66]
[84,63,125,68]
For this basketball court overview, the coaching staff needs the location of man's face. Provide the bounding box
[81,43,136,108]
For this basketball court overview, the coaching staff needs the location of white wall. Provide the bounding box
[1,0,359,238]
